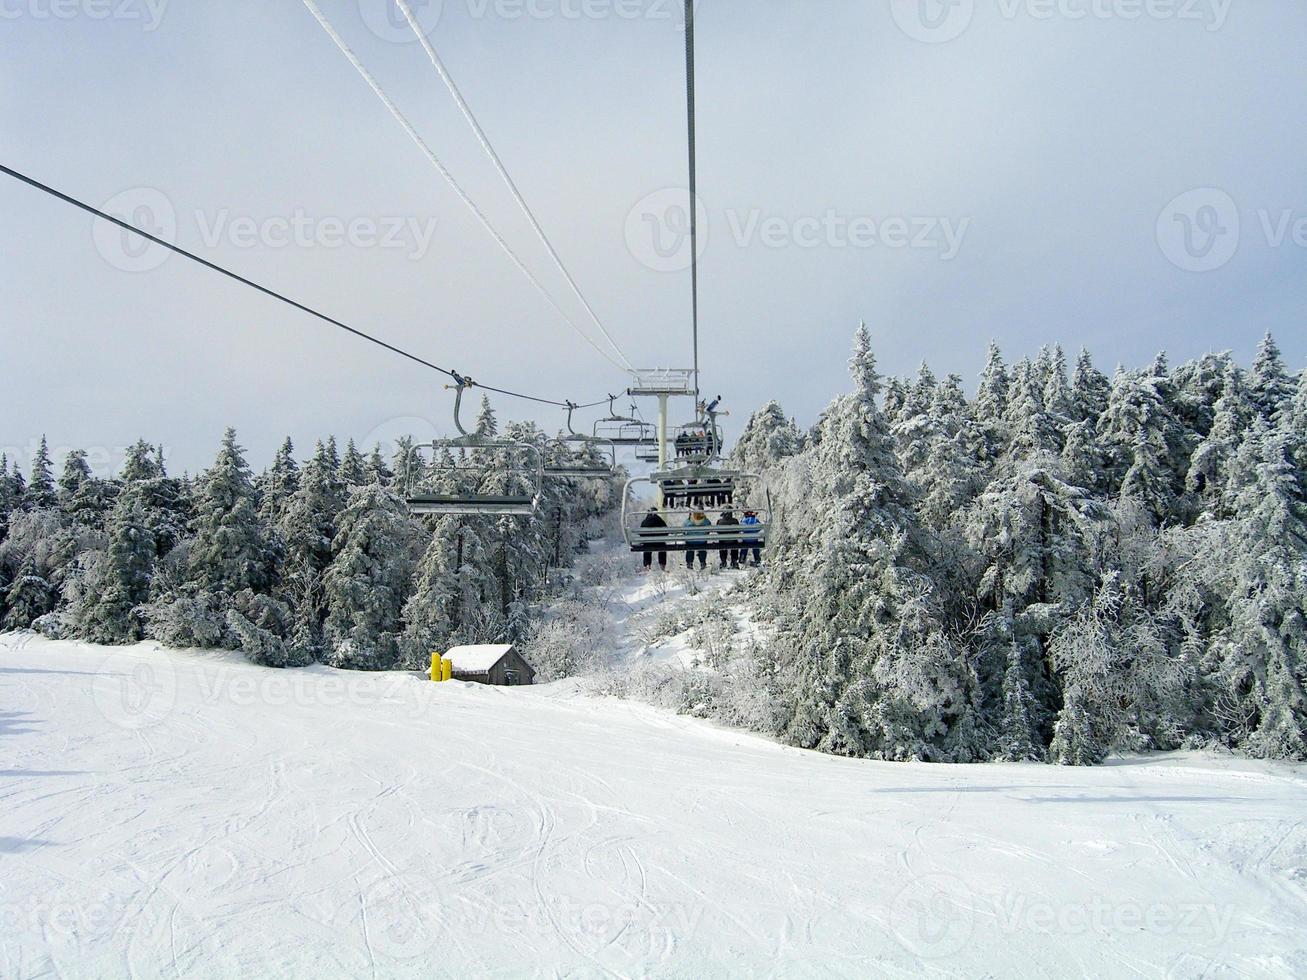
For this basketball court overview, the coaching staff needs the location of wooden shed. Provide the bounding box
[444,644,536,686]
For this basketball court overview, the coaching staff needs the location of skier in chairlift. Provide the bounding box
[716,508,741,569]
[640,507,667,572]
[683,509,710,570]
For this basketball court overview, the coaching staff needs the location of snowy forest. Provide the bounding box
[0,396,617,671]
[2,329,1305,765]
[706,327,1307,765]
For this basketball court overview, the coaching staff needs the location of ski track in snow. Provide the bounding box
[3,624,1307,978]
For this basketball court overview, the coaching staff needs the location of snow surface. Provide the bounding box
[3,633,1307,977]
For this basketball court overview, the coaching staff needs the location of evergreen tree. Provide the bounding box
[121,439,163,482]
[188,429,268,595]
[1070,348,1110,425]
[1250,332,1293,423]
[322,484,417,669]
[367,444,393,486]
[976,340,1010,427]
[476,396,499,438]
[768,326,972,760]
[1042,344,1072,422]
[2,554,54,630]
[339,438,367,488]
[76,494,156,643]
[25,437,57,510]
[1220,424,1307,759]
[1187,365,1254,516]
[998,630,1043,762]
[729,400,801,476]
[258,437,300,526]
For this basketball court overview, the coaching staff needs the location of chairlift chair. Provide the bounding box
[667,420,723,465]
[403,377,545,516]
[543,402,618,479]
[621,473,771,554]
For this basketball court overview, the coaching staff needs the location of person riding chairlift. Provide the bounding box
[741,510,762,567]
[683,509,710,570]
[716,509,741,569]
[640,506,667,572]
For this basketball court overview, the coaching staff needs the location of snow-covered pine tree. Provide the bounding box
[367,444,393,486]
[188,429,269,596]
[766,325,974,761]
[1250,332,1293,424]
[728,400,801,476]
[2,554,54,631]
[975,340,1011,459]
[1186,364,1254,517]
[1171,351,1232,440]
[25,437,57,511]
[120,439,163,483]
[1070,348,1110,425]
[74,494,156,644]
[400,518,465,668]
[322,483,417,669]
[909,378,986,531]
[1217,423,1307,759]
[1097,368,1187,523]
[476,396,499,438]
[1003,356,1061,465]
[338,438,367,488]
[257,437,300,526]
[58,450,116,529]
[1042,345,1073,423]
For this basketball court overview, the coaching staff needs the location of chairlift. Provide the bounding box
[621,473,771,554]
[403,376,544,516]
[667,420,723,464]
[592,395,660,447]
[543,402,618,480]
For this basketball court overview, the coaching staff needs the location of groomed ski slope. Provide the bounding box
[3,633,1307,978]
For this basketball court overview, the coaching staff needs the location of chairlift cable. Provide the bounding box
[301,0,630,374]
[0,162,612,413]
[392,0,634,373]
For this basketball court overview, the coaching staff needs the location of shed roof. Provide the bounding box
[445,644,514,673]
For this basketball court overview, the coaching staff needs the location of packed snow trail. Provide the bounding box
[3,635,1307,978]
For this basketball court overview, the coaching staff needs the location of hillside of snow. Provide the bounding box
[4,633,1307,978]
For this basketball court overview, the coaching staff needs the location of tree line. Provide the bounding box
[0,396,617,670]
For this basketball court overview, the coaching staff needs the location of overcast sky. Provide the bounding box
[3,0,1305,476]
